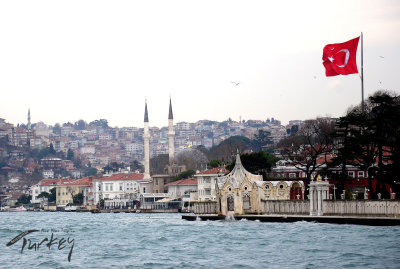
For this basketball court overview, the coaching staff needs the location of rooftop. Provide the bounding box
[167,178,197,186]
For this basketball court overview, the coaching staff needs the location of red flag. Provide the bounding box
[322,37,359,77]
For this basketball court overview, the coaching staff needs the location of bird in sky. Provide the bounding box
[379,56,384,58]
[231,81,240,86]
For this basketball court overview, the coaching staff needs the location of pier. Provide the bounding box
[182,214,400,226]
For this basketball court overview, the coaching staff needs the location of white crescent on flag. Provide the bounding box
[336,49,350,68]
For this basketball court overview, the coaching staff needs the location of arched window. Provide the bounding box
[243,193,251,210]
[227,195,234,211]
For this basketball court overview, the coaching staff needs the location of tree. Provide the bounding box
[172,170,196,182]
[278,117,335,190]
[53,123,61,135]
[89,119,109,129]
[332,91,400,198]
[67,149,74,160]
[63,122,73,127]
[86,167,98,176]
[102,162,125,173]
[227,151,280,179]
[48,188,56,202]
[176,149,208,171]
[150,154,169,174]
[49,143,56,155]
[72,192,84,205]
[254,129,274,148]
[130,160,144,173]
[207,136,259,162]
[207,160,223,168]
[37,192,49,199]
[17,194,31,205]
[74,119,87,130]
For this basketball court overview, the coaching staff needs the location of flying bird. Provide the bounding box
[231,81,240,86]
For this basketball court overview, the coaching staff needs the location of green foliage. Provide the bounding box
[67,149,74,160]
[74,119,87,130]
[72,192,84,205]
[48,188,56,202]
[35,143,57,160]
[89,119,109,129]
[49,143,56,155]
[332,91,400,198]
[86,167,98,176]
[172,170,196,182]
[37,191,49,199]
[73,157,82,169]
[17,194,31,205]
[130,160,144,172]
[207,160,223,168]
[227,151,280,179]
[254,129,274,148]
[102,162,125,173]
[53,123,61,135]
[0,161,8,169]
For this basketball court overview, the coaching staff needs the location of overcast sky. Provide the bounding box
[1,0,399,128]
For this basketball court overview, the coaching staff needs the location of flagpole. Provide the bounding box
[361,32,364,112]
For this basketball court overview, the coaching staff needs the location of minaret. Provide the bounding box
[168,96,175,165]
[143,100,150,179]
[27,108,31,130]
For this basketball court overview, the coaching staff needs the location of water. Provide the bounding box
[0,212,399,269]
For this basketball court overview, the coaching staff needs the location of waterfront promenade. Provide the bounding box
[182,214,400,226]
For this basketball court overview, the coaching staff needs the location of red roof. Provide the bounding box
[95,173,144,181]
[197,167,229,175]
[60,177,93,187]
[167,178,197,186]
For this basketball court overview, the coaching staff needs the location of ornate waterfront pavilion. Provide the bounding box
[216,152,304,216]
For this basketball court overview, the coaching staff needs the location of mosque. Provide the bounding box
[142,98,185,194]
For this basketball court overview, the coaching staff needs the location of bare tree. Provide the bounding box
[176,149,209,171]
[279,118,335,185]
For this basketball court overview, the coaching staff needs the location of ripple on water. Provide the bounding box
[1,212,400,268]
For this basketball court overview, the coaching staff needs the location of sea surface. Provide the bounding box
[0,212,399,269]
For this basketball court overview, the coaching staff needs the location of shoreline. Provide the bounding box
[182,214,400,226]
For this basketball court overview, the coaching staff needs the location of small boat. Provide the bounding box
[6,206,27,212]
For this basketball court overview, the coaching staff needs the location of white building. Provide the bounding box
[93,173,153,205]
[166,178,198,198]
[42,170,55,179]
[195,167,229,201]
[125,143,143,153]
[30,178,62,204]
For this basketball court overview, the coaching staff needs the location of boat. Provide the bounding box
[6,206,27,212]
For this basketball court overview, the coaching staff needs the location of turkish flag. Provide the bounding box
[322,37,360,77]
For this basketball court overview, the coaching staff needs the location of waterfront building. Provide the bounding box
[166,178,197,198]
[216,152,304,215]
[216,153,263,215]
[56,177,93,206]
[93,173,153,207]
[30,178,73,204]
[195,167,229,201]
